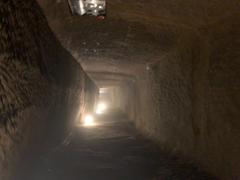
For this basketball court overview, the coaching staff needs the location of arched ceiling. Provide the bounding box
[36,0,240,85]
[38,0,239,28]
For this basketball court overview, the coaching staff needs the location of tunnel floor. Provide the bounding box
[14,113,216,180]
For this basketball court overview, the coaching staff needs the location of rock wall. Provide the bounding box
[111,83,137,120]
[196,17,240,179]
[0,0,97,179]
[135,17,240,179]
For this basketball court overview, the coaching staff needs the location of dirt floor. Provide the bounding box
[13,113,217,180]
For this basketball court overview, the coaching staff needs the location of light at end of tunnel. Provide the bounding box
[96,102,107,114]
[83,114,95,127]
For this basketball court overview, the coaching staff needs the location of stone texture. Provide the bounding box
[0,0,97,179]
[1,0,239,179]
[134,18,240,179]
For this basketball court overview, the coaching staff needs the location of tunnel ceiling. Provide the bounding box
[36,0,239,85]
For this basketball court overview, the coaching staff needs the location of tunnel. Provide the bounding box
[0,0,240,179]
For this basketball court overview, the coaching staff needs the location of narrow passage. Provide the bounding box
[14,113,215,180]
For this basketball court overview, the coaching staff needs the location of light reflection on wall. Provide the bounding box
[95,87,112,114]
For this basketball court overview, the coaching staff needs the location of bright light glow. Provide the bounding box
[96,102,107,114]
[83,115,95,126]
[99,88,108,94]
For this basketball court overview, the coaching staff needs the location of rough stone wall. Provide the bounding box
[195,17,240,179]
[135,17,240,179]
[80,75,99,118]
[109,83,136,120]
[135,38,194,152]
[0,1,97,179]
